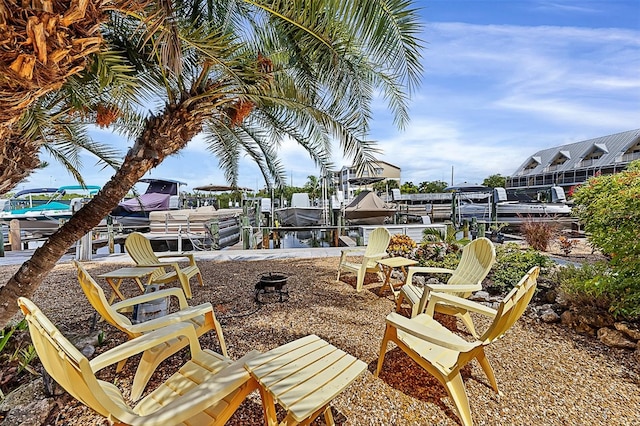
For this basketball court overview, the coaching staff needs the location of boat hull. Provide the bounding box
[274,207,323,227]
[0,209,72,236]
[344,209,395,225]
[458,201,572,224]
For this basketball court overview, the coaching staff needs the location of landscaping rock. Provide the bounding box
[614,322,640,341]
[544,289,558,304]
[541,309,560,323]
[469,291,490,302]
[560,309,572,323]
[597,327,637,350]
[0,378,54,426]
[577,310,615,329]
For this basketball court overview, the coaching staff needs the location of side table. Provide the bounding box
[98,267,160,304]
[377,257,418,300]
[244,334,367,425]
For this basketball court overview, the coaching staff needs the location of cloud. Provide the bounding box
[24,17,640,195]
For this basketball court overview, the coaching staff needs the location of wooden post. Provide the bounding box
[76,232,93,261]
[273,229,281,248]
[9,219,21,251]
[209,219,220,250]
[242,215,250,250]
[0,225,4,256]
[262,228,269,249]
[107,216,115,253]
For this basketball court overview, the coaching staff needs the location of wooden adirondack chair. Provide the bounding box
[18,297,259,426]
[376,266,540,426]
[396,237,496,336]
[125,232,204,299]
[75,261,227,400]
[336,227,391,292]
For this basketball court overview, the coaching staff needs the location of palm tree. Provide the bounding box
[303,175,321,201]
[0,0,424,325]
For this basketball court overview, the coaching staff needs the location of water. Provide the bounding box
[270,230,332,249]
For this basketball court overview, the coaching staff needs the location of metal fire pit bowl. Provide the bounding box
[255,272,289,303]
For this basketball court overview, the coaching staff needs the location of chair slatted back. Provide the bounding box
[125,232,167,280]
[480,266,540,344]
[18,298,129,418]
[447,237,496,286]
[365,227,391,263]
[74,261,135,337]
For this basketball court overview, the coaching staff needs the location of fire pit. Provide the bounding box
[255,272,289,303]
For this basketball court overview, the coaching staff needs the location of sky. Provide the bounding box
[20,0,640,194]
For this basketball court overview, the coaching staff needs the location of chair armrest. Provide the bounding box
[364,252,389,259]
[385,312,477,352]
[340,248,365,255]
[111,288,189,311]
[424,283,482,293]
[89,322,201,372]
[138,262,185,278]
[408,266,455,275]
[157,253,196,266]
[127,303,214,333]
[425,292,497,318]
[134,350,262,425]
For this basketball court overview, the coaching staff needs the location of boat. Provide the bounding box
[344,190,397,225]
[274,193,324,227]
[0,185,101,236]
[453,185,573,225]
[110,178,186,230]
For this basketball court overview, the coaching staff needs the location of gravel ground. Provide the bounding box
[2,251,639,425]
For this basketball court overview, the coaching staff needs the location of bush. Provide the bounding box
[571,160,640,319]
[487,242,552,293]
[386,234,417,258]
[553,262,612,310]
[519,217,556,251]
[557,235,579,256]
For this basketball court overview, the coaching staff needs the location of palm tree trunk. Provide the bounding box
[0,96,211,325]
[0,133,42,194]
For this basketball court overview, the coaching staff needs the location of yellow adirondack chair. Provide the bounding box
[395,237,496,336]
[18,297,259,426]
[75,261,227,400]
[336,227,391,292]
[125,232,204,299]
[376,266,540,426]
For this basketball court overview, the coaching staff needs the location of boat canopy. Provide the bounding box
[10,202,71,214]
[194,185,252,192]
[14,188,60,197]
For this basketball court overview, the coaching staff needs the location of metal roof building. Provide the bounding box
[507,129,640,192]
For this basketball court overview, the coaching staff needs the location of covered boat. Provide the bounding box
[344,190,396,225]
[110,178,186,229]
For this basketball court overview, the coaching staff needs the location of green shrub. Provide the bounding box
[571,160,640,319]
[487,242,552,293]
[554,261,640,319]
[553,262,612,310]
[413,242,461,266]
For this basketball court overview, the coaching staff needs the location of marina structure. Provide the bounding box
[507,129,640,192]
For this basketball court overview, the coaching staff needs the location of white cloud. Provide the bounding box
[22,17,640,195]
